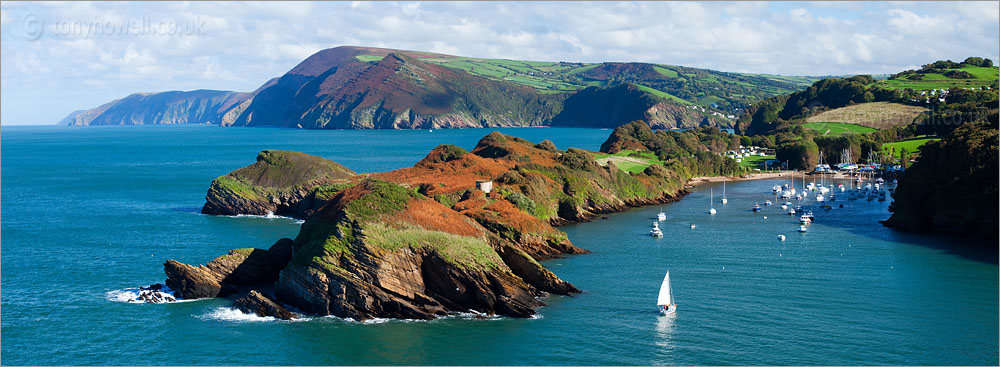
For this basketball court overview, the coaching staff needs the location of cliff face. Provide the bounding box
[550,84,723,129]
[62,90,251,126]
[176,130,701,320]
[884,123,999,241]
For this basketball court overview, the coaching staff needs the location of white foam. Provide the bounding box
[230,212,303,224]
[199,307,278,322]
[105,285,196,304]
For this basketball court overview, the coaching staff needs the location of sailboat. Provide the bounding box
[720,180,728,205]
[709,188,717,215]
[657,271,676,315]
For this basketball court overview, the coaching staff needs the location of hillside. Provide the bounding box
[549,84,724,129]
[804,102,929,129]
[884,123,998,241]
[417,54,818,115]
[230,51,561,129]
[60,90,251,126]
[62,46,819,129]
[881,57,998,92]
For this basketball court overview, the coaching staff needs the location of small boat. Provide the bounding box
[803,211,815,220]
[752,203,761,212]
[657,271,676,315]
[764,200,773,206]
[795,194,803,201]
[798,225,808,233]
[778,235,786,241]
[815,194,825,202]
[650,221,663,237]
[689,223,696,229]
[799,215,812,224]
[657,208,667,221]
[788,208,796,215]
[780,204,788,210]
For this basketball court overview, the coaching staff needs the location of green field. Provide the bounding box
[878,66,998,91]
[355,55,385,62]
[634,84,691,104]
[736,154,777,169]
[802,122,878,136]
[881,136,939,160]
[594,150,663,174]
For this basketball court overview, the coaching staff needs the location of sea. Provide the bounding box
[2,125,997,365]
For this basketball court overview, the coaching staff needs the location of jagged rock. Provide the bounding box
[497,244,579,295]
[164,238,294,300]
[164,260,234,299]
[234,291,297,320]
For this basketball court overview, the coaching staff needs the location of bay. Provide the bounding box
[2,125,996,365]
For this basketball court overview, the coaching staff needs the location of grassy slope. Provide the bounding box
[737,154,777,169]
[878,66,998,91]
[804,102,929,129]
[881,136,939,160]
[634,84,691,105]
[404,55,820,112]
[594,150,664,173]
[802,122,878,136]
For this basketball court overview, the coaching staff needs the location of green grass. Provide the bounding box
[634,84,691,105]
[802,122,878,136]
[363,222,501,270]
[355,55,385,62]
[653,66,679,78]
[881,136,939,160]
[736,154,776,169]
[594,150,664,174]
[879,66,998,91]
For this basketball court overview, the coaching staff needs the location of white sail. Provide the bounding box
[657,271,673,306]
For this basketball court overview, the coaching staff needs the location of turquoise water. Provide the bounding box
[2,125,997,365]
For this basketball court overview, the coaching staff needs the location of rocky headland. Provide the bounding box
[167,123,738,320]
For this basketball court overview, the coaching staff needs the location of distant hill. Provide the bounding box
[62,46,822,129]
[61,90,252,126]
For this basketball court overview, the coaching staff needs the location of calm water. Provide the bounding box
[2,125,997,365]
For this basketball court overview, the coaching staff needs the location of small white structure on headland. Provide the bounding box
[475,180,493,194]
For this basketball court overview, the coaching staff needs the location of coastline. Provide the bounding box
[686,171,796,187]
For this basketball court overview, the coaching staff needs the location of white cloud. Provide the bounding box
[1,1,997,125]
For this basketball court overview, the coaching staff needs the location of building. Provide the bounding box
[475,180,493,194]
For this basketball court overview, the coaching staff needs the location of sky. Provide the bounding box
[1,1,998,125]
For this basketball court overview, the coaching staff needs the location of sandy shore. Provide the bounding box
[686,171,797,187]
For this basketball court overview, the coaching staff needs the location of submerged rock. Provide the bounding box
[234,290,297,320]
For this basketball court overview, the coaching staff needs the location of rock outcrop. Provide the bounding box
[234,291,297,320]
[201,150,356,218]
[171,128,737,320]
[164,239,293,299]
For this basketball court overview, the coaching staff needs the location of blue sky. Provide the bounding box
[2,1,998,125]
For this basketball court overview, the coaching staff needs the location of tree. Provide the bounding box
[863,91,875,103]
[740,135,752,147]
